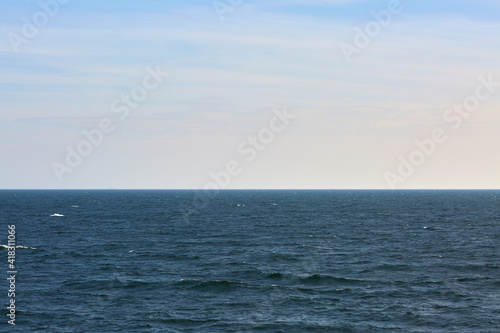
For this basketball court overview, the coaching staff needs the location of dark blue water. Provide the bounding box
[1,190,499,332]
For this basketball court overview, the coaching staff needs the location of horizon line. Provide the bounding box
[1,188,499,191]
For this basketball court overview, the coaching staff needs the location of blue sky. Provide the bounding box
[1,0,499,189]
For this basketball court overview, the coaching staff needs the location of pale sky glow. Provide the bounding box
[1,0,499,189]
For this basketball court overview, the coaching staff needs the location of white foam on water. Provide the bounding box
[0,245,36,250]
[51,213,65,217]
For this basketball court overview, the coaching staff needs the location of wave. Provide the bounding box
[264,272,365,285]
[299,273,364,285]
[175,279,246,290]
[266,272,284,279]
[63,278,164,291]
[51,213,65,217]
[374,263,412,271]
[423,226,441,230]
[0,245,36,250]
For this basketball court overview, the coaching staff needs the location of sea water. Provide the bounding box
[0,190,499,332]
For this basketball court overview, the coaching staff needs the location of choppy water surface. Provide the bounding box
[1,190,499,332]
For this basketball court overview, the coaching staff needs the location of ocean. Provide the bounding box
[1,190,499,332]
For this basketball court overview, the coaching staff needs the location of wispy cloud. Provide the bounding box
[1,0,499,188]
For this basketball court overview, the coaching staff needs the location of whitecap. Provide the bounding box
[51,213,65,217]
[0,245,36,250]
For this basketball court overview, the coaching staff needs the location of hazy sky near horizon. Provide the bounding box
[1,0,499,189]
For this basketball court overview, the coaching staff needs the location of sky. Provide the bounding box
[1,0,499,189]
